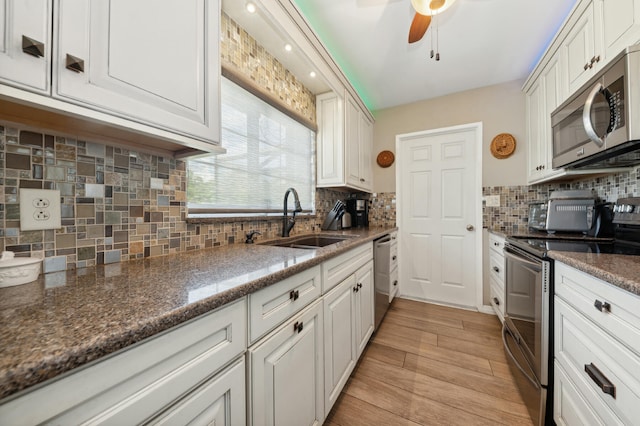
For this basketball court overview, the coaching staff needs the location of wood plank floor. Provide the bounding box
[325,298,533,426]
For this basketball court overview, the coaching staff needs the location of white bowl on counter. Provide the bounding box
[0,251,43,288]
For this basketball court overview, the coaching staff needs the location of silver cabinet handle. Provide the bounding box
[466,224,474,231]
[66,54,85,73]
[22,35,45,57]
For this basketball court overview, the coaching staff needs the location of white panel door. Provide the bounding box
[397,124,481,308]
[54,0,219,143]
[600,0,640,61]
[0,0,51,93]
[354,260,374,357]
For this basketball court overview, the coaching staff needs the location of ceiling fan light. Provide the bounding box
[411,0,457,15]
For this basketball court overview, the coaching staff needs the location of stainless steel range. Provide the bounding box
[502,196,640,426]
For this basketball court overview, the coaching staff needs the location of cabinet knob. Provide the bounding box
[353,286,359,293]
[360,178,365,182]
[584,62,589,70]
[466,224,475,231]
[293,321,304,333]
[22,35,45,58]
[393,280,398,286]
[492,266,500,273]
[594,55,600,63]
[65,53,85,73]
[357,283,362,289]
[492,297,500,306]
[289,290,299,301]
[392,255,397,261]
[594,299,611,313]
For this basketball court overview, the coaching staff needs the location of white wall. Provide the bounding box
[372,79,528,192]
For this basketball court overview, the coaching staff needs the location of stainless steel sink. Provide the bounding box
[259,234,354,249]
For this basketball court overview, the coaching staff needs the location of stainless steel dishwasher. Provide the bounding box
[373,232,398,329]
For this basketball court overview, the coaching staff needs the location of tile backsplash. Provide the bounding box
[483,166,640,233]
[0,124,375,271]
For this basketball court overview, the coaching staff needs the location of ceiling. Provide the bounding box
[292,0,579,111]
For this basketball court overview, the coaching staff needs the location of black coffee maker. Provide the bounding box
[346,198,369,228]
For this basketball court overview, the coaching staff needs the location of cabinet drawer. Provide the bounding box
[555,262,640,356]
[323,243,373,293]
[0,298,247,425]
[248,265,321,344]
[149,356,246,425]
[489,233,505,254]
[554,361,619,426]
[489,275,504,321]
[390,266,399,302]
[555,298,640,425]
[489,249,505,283]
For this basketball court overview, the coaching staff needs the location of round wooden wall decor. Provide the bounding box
[376,150,395,167]
[490,133,516,159]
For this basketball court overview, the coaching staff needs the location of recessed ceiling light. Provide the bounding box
[246,2,256,13]
[284,44,292,52]
[309,71,316,78]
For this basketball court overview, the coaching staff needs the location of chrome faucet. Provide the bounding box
[282,187,303,237]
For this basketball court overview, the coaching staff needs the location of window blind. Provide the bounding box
[187,77,315,216]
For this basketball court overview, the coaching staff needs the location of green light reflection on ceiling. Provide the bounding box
[293,0,375,112]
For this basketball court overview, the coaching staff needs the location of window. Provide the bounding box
[188,78,315,216]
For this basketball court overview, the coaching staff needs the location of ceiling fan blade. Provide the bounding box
[408,12,431,43]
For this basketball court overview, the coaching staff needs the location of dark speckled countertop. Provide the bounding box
[548,251,640,297]
[0,227,395,400]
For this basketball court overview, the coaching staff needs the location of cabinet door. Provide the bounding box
[323,275,357,414]
[358,111,373,191]
[354,260,374,358]
[0,0,51,93]
[345,92,361,188]
[600,0,640,60]
[53,0,220,144]
[526,80,545,182]
[149,357,246,426]
[316,92,345,186]
[565,4,599,93]
[249,300,324,426]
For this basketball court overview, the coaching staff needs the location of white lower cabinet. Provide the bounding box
[0,298,247,425]
[248,299,325,426]
[323,260,374,414]
[148,356,246,426]
[554,262,640,425]
[323,274,357,413]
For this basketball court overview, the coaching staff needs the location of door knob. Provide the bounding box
[466,224,474,231]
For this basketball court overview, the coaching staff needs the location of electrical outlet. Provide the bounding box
[20,189,62,231]
[485,195,500,207]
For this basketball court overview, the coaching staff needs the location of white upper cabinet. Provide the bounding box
[564,2,602,94]
[53,0,220,144]
[317,90,373,193]
[599,0,640,63]
[0,0,222,154]
[0,0,52,94]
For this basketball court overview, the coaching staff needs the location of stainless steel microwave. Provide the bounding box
[551,45,640,169]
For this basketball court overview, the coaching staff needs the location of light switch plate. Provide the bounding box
[20,189,62,231]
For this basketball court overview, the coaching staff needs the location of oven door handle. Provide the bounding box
[504,247,542,270]
[502,325,540,389]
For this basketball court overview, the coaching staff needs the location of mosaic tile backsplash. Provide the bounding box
[220,12,316,124]
[0,124,376,272]
[483,166,640,233]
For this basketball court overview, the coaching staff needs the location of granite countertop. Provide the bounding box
[549,251,640,297]
[0,227,395,400]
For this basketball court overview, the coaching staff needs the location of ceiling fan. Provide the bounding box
[408,0,458,43]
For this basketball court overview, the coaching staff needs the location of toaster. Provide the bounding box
[544,190,598,233]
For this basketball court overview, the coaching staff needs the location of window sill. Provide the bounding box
[186,213,317,224]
